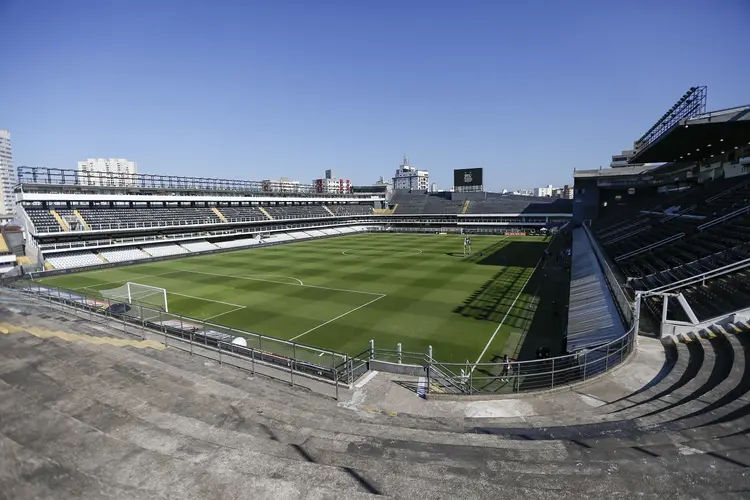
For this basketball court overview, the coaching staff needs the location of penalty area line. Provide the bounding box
[204,305,247,322]
[289,294,387,342]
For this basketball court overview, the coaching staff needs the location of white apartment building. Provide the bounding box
[533,184,554,197]
[261,178,305,193]
[78,158,138,187]
[393,157,429,191]
[0,130,15,216]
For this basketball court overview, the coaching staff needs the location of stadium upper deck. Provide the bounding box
[571,87,750,340]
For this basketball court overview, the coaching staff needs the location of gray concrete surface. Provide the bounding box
[0,293,749,499]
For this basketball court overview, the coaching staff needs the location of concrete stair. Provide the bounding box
[49,209,69,231]
[73,209,91,230]
[211,207,228,223]
[258,207,273,220]
[1,297,749,499]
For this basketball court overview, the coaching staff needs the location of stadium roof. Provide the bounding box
[629,105,750,164]
[573,165,656,178]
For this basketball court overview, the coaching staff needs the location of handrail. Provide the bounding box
[698,205,750,231]
[583,223,635,326]
[602,224,652,246]
[615,232,685,262]
[644,256,750,294]
[706,180,749,203]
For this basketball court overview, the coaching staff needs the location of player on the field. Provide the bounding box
[463,236,472,257]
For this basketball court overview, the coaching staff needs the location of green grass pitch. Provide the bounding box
[39,233,551,365]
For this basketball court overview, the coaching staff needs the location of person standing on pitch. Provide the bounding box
[464,236,472,257]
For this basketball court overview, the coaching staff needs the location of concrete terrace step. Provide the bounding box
[2,298,750,498]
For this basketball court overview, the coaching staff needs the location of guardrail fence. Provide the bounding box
[7,281,354,399]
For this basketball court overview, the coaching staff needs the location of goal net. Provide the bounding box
[98,282,169,317]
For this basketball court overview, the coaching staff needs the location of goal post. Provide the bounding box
[99,282,169,313]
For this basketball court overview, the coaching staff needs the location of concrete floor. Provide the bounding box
[0,293,748,499]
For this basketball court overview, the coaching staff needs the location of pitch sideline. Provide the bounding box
[469,236,555,374]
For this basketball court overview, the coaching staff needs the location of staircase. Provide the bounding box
[73,210,91,230]
[49,210,69,231]
[44,261,55,270]
[258,207,273,220]
[461,200,470,214]
[211,207,228,223]
[95,253,108,263]
[322,205,335,216]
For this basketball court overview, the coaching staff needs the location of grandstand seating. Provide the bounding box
[592,174,750,324]
[142,243,189,257]
[179,241,219,253]
[45,251,102,269]
[99,248,150,263]
[25,208,64,232]
[264,205,331,220]
[214,238,260,249]
[215,206,268,222]
[391,190,573,215]
[326,204,373,216]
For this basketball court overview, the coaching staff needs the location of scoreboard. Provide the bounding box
[454,168,484,191]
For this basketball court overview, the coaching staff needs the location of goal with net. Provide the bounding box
[98,282,169,313]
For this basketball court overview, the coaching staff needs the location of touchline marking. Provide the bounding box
[179,269,385,297]
[168,291,245,308]
[469,236,556,374]
[289,294,387,342]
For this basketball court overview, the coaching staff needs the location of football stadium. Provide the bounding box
[0,87,750,499]
[2,83,750,498]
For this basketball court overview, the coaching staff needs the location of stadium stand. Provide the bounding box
[263,205,331,220]
[215,206,268,222]
[142,243,190,257]
[44,250,102,269]
[390,190,573,215]
[98,247,150,263]
[214,237,260,249]
[326,204,374,216]
[179,240,219,252]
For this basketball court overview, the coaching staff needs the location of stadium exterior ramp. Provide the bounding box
[1,286,750,499]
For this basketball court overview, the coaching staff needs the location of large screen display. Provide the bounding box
[454,168,483,187]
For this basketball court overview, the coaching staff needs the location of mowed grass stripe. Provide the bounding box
[40,234,551,363]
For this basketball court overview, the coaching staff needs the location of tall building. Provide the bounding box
[533,184,554,197]
[0,130,15,216]
[78,158,138,187]
[313,177,351,194]
[313,169,351,194]
[393,156,429,191]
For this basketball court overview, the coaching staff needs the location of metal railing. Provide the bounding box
[5,281,355,396]
[425,327,636,394]
[583,223,635,326]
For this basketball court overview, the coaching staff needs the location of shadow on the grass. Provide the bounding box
[453,235,571,368]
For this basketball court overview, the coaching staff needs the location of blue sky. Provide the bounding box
[1,0,748,191]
